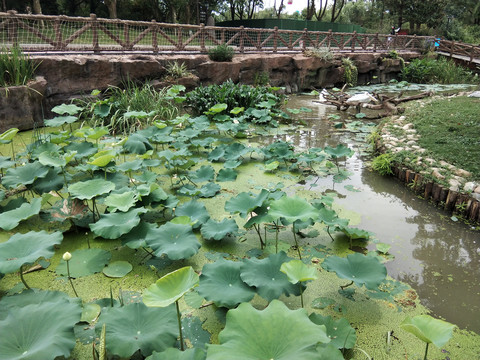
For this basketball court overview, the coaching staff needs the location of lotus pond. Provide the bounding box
[0,83,479,360]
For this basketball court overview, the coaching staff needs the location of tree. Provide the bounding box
[104,0,117,18]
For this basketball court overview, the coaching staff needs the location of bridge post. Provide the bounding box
[90,14,99,53]
[7,10,18,48]
[351,31,356,52]
[53,16,65,51]
[374,33,378,52]
[239,26,245,53]
[151,20,158,54]
[200,23,206,53]
[273,26,278,53]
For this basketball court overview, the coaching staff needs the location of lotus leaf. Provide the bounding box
[324,144,354,159]
[316,344,345,360]
[69,178,116,200]
[224,143,249,160]
[87,153,115,167]
[90,207,148,239]
[52,103,82,115]
[31,167,66,194]
[190,165,215,182]
[120,221,161,249]
[64,141,97,160]
[208,103,228,113]
[321,253,387,290]
[339,226,373,240]
[102,260,133,278]
[116,159,144,172]
[145,222,201,260]
[400,315,455,348]
[0,197,42,231]
[2,161,50,189]
[184,290,204,308]
[200,218,239,241]
[38,151,67,168]
[0,155,15,169]
[206,300,330,360]
[104,191,138,212]
[143,266,199,307]
[223,160,242,169]
[207,146,225,161]
[175,201,210,229]
[0,231,63,274]
[309,314,357,349]
[216,168,237,182]
[56,248,111,278]
[198,182,221,198]
[376,242,391,254]
[0,127,19,142]
[240,251,301,301]
[0,297,81,360]
[280,259,318,284]
[268,196,319,224]
[147,348,206,360]
[224,189,269,218]
[197,260,255,308]
[97,302,177,358]
[124,133,153,154]
[44,115,77,127]
[81,303,102,323]
[42,198,88,223]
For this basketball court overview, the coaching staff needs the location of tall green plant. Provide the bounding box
[0,46,40,87]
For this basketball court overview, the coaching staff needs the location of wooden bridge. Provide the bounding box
[1,10,479,66]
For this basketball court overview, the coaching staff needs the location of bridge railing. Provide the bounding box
[0,11,433,54]
[437,39,480,63]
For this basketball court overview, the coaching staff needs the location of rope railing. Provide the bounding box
[437,39,480,63]
[0,11,436,54]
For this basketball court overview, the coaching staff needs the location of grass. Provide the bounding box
[406,96,480,178]
[0,46,39,86]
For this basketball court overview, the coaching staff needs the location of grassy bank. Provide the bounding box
[406,95,480,179]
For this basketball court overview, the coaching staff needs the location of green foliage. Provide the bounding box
[371,153,394,176]
[401,57,479,84]
[185,79,285,117]
[341,57,358,86]
[208,44,234,62]
[165,61,191,79]
[304,47,334,61]
[0,46,40,87]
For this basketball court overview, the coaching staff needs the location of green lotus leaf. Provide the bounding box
[2,161,50,189]
[321,253,387,290]
[338,226,373,240]
[90,207,148,239]
[175,200,210,229]
[0,155,15,169]
[0,230,63,274]
[216,168,237,182]
[280,259,318,284]
[400,315,455,348]
[86,127,109,141]
[120,221,161,249]
[124,110,149,118]
[200,218,239,241]
[207,145,225,161]
[81,303,102,323]
[103,260,133,278]
[190,165,215,182]
[224,143,249,160]
[0,127,19,142]
[230,106,244,114]
[64,141,97,160]
[268,196,319,224]
[265,160,280,171]
[376,242,391,254]
[116,159,144,172]
[0,296,81,360]
[69,178,116,200]
[143,266,199,307]
[145,222,201,260]
[324,144,354,159]
[44,115,77,127]
[56,248,111,278]
[208,103,228,113]
[309,314,357,349]
[104,191,138,212]
[223,160,242,169]
[316,343,345,360]
[0,197,42,231]
[177,184,201,197]
[197,259,255,308]
[87,153,115,167]
[38,151,67,168]
[240,251,301,302]
[206,300,330,360]
[147,348,206,360]
[52,103,82,115]
[124,133,153,154]
[224,189,269,218]
[97,302,177,358]
[317,207,349,228]
[199,182,221,198]
[31,167,66,194]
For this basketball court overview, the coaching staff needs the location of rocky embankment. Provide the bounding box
[376,110,480,223]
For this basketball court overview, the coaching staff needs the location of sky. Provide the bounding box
[263,0,309,14]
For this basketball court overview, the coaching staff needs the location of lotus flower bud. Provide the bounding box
[63,252,72,261]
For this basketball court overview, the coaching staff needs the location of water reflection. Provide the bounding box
[259,94,480,333]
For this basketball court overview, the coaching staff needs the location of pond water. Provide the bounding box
[264,94,480,334]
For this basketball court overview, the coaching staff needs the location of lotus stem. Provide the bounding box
[340,280,354,290]
[175,300,184,351]
[10,141,15,160]
[65,254,79,297]
[326,226,335,241]
[292,224,302,260]
[19,264,31,289]
[299,282,304,308]
[275,221,279,254]
[423,343,429,360]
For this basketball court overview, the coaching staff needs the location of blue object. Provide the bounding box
[434,38,440,47]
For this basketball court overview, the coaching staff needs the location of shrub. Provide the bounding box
[165,61,191,79]
[341,58,358,86]
[208,44,234,62]
[371,153,394,176]
[0,46,40,87]
[304,47,334,61]
[401,57,479,84]
[185,79,284,115]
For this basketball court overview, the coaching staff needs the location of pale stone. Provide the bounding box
[432,168,445,180]
[402,123,414,130]
[448,179,461,191]
[455,168,472,178]
[463,182,476,192]
[475,186,480,194]
[406,140,416,145]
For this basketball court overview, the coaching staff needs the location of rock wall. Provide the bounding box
[0,77,47,133]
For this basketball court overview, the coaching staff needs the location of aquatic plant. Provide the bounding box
[280,259,318,308]
[0,46,40,87]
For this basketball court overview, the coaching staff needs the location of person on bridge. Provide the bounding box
[390,26,400,35]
